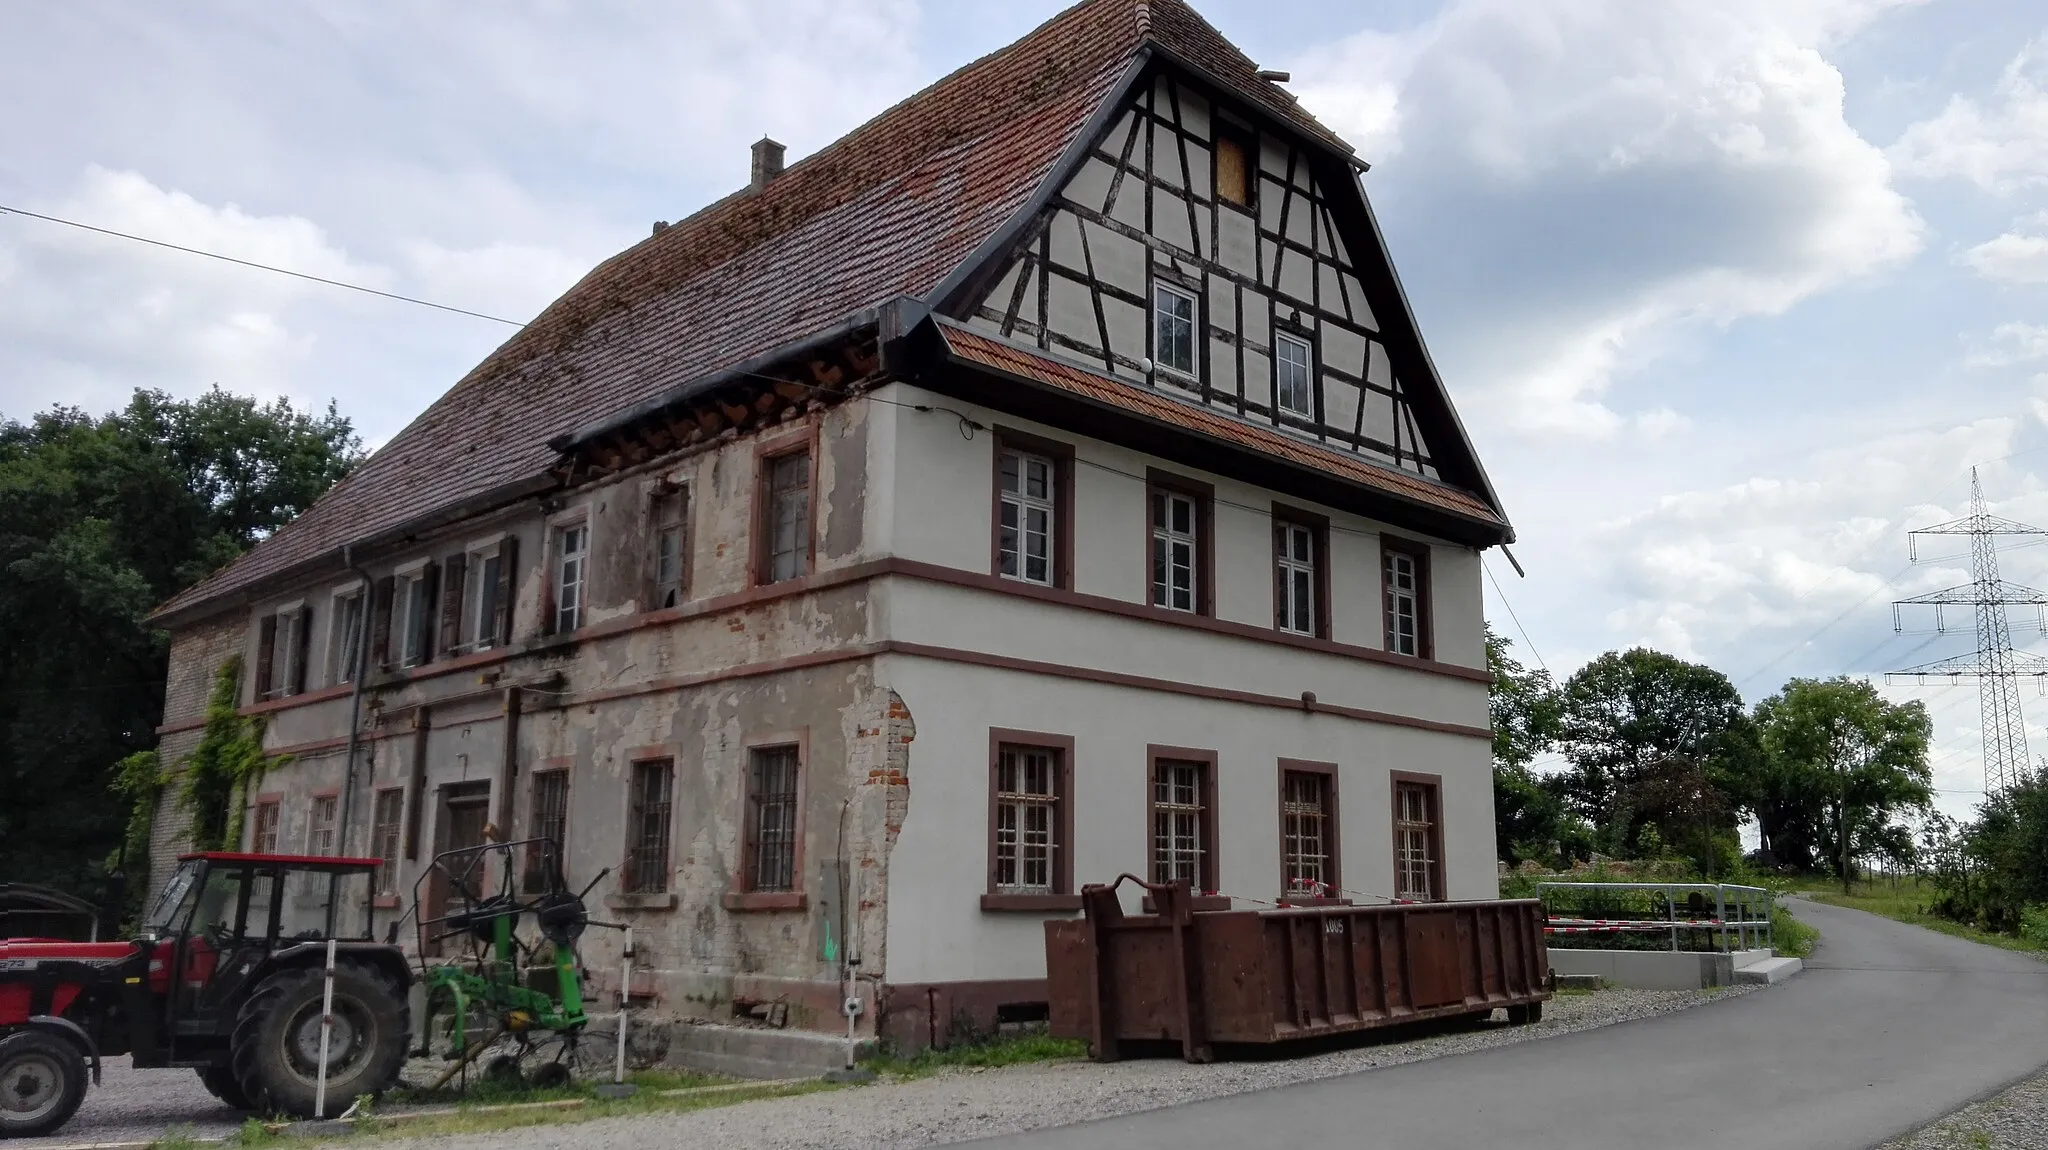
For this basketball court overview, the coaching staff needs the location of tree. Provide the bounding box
[1752,677,1932,892]
[1552,648,1751,864]
[1487,627,1586,865]
[0,387,361,894]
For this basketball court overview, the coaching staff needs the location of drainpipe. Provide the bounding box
[336,544,375,857]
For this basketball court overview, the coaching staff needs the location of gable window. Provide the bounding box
[525,769,570,891]
[553,521,588,633]
[1152,282,1197,379]
[992,742,1063,895]
[308,794,338,856]
[1280,763,1340,900]
[1214,128,1252,208]
[1382,538,1432,659]
[651,486,689,609]
[1393,774,1445,902]
[744,746,802,892]
[251,799,280,854]
[1275,332,1314,418]
[761,450,812,584]
[1150,750,1217,894]
[623,759,673,894]
[1273,514,1327,638]
[371,789,404,897]
[257,604,311,700]
[1148,476,1211,615]
[328,589,363,686]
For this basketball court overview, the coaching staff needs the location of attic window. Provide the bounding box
[1214,129,1252,208]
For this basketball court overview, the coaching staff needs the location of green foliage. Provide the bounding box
[1771,901,1820,959]
[1751,677,1932,886]
[178,657,276,851]
[109,748,164,924]
[1922,772,2048,935]
[862,1032,1088,1079]
[1487,628,1592,867]
[0,387,359,890]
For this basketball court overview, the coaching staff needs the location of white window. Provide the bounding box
[328,589,363,686]
[267,605,307,698]
[553,522,588,633]
[1275,521,1316,636]
[392,568,431,668]
[652,487,688,609]
[466,543,505,651]
[308,794,338,856]
[1275,333,1314,418]
[1150,490,1199,613]
[998,449,1056,585]
[993,744,1061,894]
[1383,544,1425,657]
[1153,283,1197,378]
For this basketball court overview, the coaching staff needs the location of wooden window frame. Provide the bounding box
[1390,770,1448,903]
[647,480,691,611]
[549,515,591,635]
[622,757,674,896]
[981,729,1078,912]
[1277,759,1345,905]
[1147,745,1222,900]
[307,789,340,856]
[1151,280,1200,381]
[1381,535,1433,660]
[369,787,405,904]
[456,533,508,654]
[1273,330,1315,420]
[728,731,809,910]
[750,423,819,588]
[1146,470,1214,618]
[990,427,1075,590]
[1272,504,1331,640]
[250,794,282,854]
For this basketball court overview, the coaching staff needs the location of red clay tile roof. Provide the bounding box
[939,323,1504,526]
[154,0,1357,622]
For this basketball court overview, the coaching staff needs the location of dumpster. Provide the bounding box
[1046,876,1552,1062]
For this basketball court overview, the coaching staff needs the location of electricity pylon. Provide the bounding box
[1890,468,2048,793]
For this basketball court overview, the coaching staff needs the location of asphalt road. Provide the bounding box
[977,898,2048,1150]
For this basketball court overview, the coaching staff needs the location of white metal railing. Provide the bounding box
[1536,882,1774,953]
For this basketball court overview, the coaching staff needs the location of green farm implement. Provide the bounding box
[409,839,613,1089]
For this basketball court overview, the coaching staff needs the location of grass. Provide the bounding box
[860,1031,1089,1080]
[341,1079,841,1141]
[1771,900,1821,959]
[1804,878,2048,957]
[387,1066,724,1108]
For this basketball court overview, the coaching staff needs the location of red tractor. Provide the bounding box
[0,852,413,1138]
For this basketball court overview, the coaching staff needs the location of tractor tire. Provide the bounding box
[230,963,408,1118]
[196,1065,254,1111]
[0,1029,87,1139]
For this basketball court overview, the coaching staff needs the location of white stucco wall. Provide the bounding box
[877,653,1498,986]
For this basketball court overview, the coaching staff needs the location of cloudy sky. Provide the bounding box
[4,0,2045,817]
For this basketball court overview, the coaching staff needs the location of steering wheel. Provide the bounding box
[201,918,235,951]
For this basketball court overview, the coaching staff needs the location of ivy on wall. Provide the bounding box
[177,656,282,851]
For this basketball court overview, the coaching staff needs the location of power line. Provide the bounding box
[1483,557,1548,675]
[0,202,526,327]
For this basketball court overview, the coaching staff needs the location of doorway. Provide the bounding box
[423,781,491,955]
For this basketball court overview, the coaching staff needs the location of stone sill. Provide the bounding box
[980,893,1083,912]
[723,891,807,912]
[605,891,678,911]
[1141,894,1235,913]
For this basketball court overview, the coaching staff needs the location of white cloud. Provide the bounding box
[1961,212,2048,284]
[0,166,387,416]
[1966,321,2048,367]
[400,239,593,327]
[1891,39,2048,192]
[1290,0,1924,439]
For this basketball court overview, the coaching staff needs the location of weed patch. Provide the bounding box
[1808,880,2048,957]
[862,1032,1088,1079]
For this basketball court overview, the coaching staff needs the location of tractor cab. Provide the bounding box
[140,853,383,1054]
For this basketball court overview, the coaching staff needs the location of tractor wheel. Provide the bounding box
[230,963,408,1118]
[196,1065,254,1111]
[0,1029,87,1138]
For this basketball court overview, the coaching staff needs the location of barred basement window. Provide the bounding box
[371,789,404,896]
[623,759,673,894]
[1280,769,1335,897]
[251,800,280,854]
[1394,778,1443,902]
[993,744,1061,894]
[1150,758,1214,891]
[525,770,570,890]
[745,746,801,892]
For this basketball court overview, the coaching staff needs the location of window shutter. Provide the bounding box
[292,606,313,694]
[439,553,467,655]
[1272,523,1286,630]
[1415,546,1433,661]
[419,561,442,662]
[255,613,278,698]
[370,576,395,671]
[493,535,518,646]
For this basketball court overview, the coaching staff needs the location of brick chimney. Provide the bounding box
[750,137,786,191]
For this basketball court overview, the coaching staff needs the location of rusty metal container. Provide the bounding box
[1046,876,1552,1061]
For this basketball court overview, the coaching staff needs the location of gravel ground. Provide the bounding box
[1878,1066,2048,1150]
[23,986,1750,1149]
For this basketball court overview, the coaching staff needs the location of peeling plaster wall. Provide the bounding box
[146,614,246,900]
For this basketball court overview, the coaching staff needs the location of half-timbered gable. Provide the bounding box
[968,71,1443,480]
